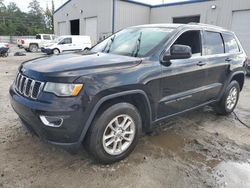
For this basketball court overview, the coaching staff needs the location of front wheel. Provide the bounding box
[85,103,142,164]
[214,80,240,115]
[53,48,60,55]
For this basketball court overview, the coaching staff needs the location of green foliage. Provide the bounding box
[0,0,54,35]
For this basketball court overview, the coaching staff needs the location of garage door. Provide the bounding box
[58,21,67,36]
[85,17,97,45]
[231,10,250,56]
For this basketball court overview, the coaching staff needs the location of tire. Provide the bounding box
[53,48,60,55]
[29,44,38,52]
[85,102,142,164]
[214,80,240,115]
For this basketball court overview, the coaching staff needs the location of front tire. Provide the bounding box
[85,103,142,164]
[53,48,60,55]
[214,80,240,115]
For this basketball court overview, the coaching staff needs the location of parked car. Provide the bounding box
[246,57,250,75]
[10,23,247,164]
[0,42,10,57]
[41,35,92,55]
[20,34,57,52]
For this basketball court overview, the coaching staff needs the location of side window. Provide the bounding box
[43,35,51,40]
[204,31,224,55]
[59,38,72,44]
[173,30,201,56]
[222,34,240,53]
[36,35,41,39]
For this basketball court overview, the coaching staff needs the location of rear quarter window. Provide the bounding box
[204,31,224,55]
[222,34,240,53]
[43,35,51,40]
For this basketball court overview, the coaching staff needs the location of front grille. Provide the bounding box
[15,73,44,99]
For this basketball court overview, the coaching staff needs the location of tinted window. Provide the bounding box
[222,34,240,53]
[59,38,72,44]
[36,35,41,39]
[174,30,201,56]
[43,35,51,40]
[204,31,224,55]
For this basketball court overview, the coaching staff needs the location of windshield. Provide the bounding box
[91,27,173,57]
[53,36,63,43]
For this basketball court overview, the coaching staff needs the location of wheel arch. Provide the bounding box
[230,72,245,91]
[79,90,153,143]
[29,43,38,47]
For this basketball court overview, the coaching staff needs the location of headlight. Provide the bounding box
[44,82,83,96]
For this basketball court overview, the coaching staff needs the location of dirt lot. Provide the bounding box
[1,46,250,188]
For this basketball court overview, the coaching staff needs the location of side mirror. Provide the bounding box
[161,44,192,66]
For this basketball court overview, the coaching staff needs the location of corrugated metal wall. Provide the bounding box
[54,0,113,42]
[54,0,250,49]
[114,1,150,31]
[150,0,250,30]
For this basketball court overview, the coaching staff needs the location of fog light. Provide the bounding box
[40,115,63,127]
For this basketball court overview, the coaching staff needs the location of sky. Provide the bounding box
[3,0,190,12]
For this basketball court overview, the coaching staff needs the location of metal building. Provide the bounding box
[53,0,250,55]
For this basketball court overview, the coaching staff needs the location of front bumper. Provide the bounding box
[41,47,53,54]
[9,84,89,151]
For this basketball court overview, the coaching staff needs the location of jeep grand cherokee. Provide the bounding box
[10,23,247,164]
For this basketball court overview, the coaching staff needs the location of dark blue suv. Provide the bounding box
[10,23,247,164]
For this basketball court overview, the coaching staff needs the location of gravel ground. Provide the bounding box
[0,46,250,188]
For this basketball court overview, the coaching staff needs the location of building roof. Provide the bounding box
[54,0,212,14]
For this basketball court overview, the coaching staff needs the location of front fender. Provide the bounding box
[78,89,152,143]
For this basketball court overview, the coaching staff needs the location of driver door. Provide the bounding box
[158,30,208,118]
[58,37,73,52]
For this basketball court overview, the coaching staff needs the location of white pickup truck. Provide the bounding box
[18,34,57,52]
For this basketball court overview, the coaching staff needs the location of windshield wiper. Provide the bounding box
[102,35,116,53]
[132,32,142,57]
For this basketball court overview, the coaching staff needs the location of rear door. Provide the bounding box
[202,31,230,101]
[159,30,208,118]
[41,34,51,47]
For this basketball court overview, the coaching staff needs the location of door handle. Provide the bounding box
[225,57,232,62]
[196,61,206,66]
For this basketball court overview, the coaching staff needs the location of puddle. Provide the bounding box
[148,131,185,151]
[213,161,250,188]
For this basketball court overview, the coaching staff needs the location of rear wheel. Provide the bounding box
[85,103,142,164]
[29,44,38,52]
[214,80,240,115]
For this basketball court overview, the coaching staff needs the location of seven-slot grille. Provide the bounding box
[15,73,44,99]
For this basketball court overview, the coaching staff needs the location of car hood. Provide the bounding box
[20,52,142,82]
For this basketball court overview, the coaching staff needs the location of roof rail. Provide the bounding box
[188,22,225,29]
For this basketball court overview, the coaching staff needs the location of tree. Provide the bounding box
[44,4,53,32]
[0,0,6,13]
[28,0,43,15]
[7,2,20,12]
[28,0,46,34]
[0,0,53,36]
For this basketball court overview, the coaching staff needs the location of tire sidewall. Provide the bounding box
[89,103,142,164]
[53,48,60,55]
[222,81,240,113]
[29,44,38,52]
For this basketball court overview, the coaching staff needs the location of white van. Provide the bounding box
[41,35,91,55]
